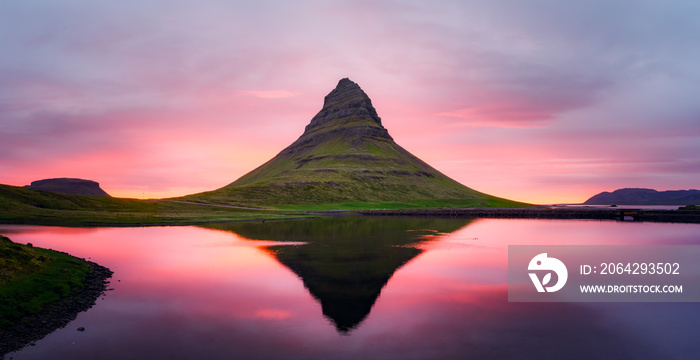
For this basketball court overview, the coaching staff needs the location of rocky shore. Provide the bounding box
[0,259,113,357]
[356,207,700,223]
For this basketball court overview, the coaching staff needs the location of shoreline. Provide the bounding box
[0,257,113,357]
[0,215,318,228]
[354,207,700,224]
[1,207,699,227]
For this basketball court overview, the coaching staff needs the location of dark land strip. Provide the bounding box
[354,207,700,224]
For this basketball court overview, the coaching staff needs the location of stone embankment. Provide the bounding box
[356,207,700,223]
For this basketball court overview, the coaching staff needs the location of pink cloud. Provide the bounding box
[253,309,292,320]
[242,90,299,99]
[437,105,553,128]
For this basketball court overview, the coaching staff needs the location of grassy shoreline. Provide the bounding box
[0,184,313,225]
[0,235,113,355]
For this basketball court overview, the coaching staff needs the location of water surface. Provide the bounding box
[1,217,699,359]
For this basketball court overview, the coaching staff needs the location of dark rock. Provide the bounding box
[305,78,384,132]
[77,327,85,332]
[25,178,111,197]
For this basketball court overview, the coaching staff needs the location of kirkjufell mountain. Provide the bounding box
[185,78,523,207]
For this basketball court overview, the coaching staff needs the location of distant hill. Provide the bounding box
[183,78,526,208]
[24,178,110,197]
[583,188,700,205]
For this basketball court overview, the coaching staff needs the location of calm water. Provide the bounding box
[2,217,700,359]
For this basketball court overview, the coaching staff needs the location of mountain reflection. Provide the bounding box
[203,216,472,333]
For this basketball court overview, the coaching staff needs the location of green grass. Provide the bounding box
[0,235,91,327]
[0,184,307,225]
[278,197,530,210]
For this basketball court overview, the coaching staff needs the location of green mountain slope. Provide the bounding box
[185,78,526,208]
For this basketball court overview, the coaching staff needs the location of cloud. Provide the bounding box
[253,309,291,320]
[242,90,299,99]
[437,107,552,128]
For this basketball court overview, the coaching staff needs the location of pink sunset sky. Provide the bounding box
[1,1,699,204]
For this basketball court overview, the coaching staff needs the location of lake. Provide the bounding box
[2,217,700,359]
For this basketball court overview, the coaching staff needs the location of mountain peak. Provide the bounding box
[304,78,383,134]
[332,77,362,94]
[324,78,368,106]
[183,78,524,207]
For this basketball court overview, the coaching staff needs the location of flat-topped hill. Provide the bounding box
[25,178,110,197]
